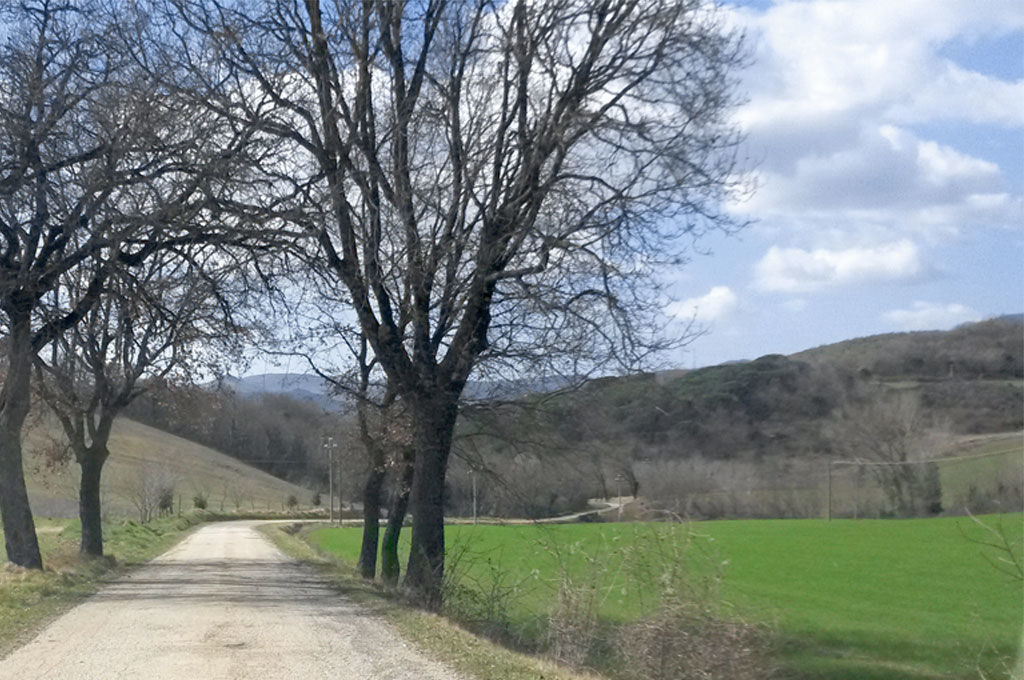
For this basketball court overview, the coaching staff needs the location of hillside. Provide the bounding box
[792,315,1023,381]
[23,417,316,518]
[444,317,1023,519]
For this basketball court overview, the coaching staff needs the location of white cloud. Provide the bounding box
[882,301,982,330]
[725,0,1022,241]
[744,124,1007,230]
[734,0,1024,131]
[754,240,922,292]
[667,286,738,322]
[892,63,1024,126]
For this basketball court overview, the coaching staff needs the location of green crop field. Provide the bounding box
[309,514,1023,680]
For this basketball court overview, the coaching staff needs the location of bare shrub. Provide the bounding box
[617,601,772,680]
[612,523,775,680]
[547,575,603,667]
[119,465,177,523]
[441,536,535,647]
[538,522,776,677]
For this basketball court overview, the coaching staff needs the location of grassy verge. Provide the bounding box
[306,515,1023,680]
[258,522,604,680]
[0,513,204,658]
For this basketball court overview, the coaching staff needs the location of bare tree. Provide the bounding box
[830,391,947,517]
[34,249,235,555]
[119,462,177,524]
[168,0,747,605]
[0,0,271,567]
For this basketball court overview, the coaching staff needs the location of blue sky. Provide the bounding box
[664,0,1024,367]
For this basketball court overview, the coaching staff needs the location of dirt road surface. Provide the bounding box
[0,522,464,680]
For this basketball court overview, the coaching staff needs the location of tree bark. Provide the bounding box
[77,446,109,557]
[381,447,415,586]
[0,311,43,568]
[404,396,458,609]
[357,461,387,579]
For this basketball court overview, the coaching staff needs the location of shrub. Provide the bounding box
[192,493,208,510]
[617,600,772,680]
[547,575,603,666]
[286,494,298,509]
[157,486,175,515]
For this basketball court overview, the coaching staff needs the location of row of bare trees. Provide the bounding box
[1,0,747,607]
[0,0,271,566]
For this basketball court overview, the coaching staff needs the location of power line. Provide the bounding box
[830,448,1020,468]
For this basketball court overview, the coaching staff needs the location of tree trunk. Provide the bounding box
[0,312,42,569]
[78,446,109,557]
[381,447,415,586]
[357,461,387,579]
[404,397,458,609]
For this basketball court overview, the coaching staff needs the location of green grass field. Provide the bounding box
[308,514,1023,680]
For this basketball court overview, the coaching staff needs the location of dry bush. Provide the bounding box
[117,464,177,523]
[617,600,773,680]
[542,522,776,678]
[547,575,603,667]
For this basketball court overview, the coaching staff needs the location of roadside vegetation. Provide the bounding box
[301,514,1022,680]
[261,522,610,680]
[0,514,203,657]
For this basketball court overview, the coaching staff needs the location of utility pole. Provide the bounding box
[472,470,478,525]
[324,436,336,524]
[337,446,343,526]
[615,473,625,520]
[827,460,833,522]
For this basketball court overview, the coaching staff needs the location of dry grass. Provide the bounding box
[22,416,314,518]
[616,600,773,680]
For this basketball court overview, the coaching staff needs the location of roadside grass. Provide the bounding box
[259,523,604,680]
[0,513,203,658]
[308,514,1023,680]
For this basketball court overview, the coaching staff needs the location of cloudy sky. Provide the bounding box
[664,0,1023,367]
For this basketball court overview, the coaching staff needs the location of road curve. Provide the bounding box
[0,522,463,680]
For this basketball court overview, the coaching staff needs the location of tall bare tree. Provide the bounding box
[168,0,747,605]
[34,249,236,556]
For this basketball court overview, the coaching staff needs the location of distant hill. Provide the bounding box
[222,371,573,406]
[218,373,345,411]
[443,317,1023,518]
[23,417,316,518]
[792,315,1023,381]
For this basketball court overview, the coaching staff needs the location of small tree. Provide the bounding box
[122,465,176,523]
[35,250,234,555]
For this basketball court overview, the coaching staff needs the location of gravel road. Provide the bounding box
[0,522,465,680]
